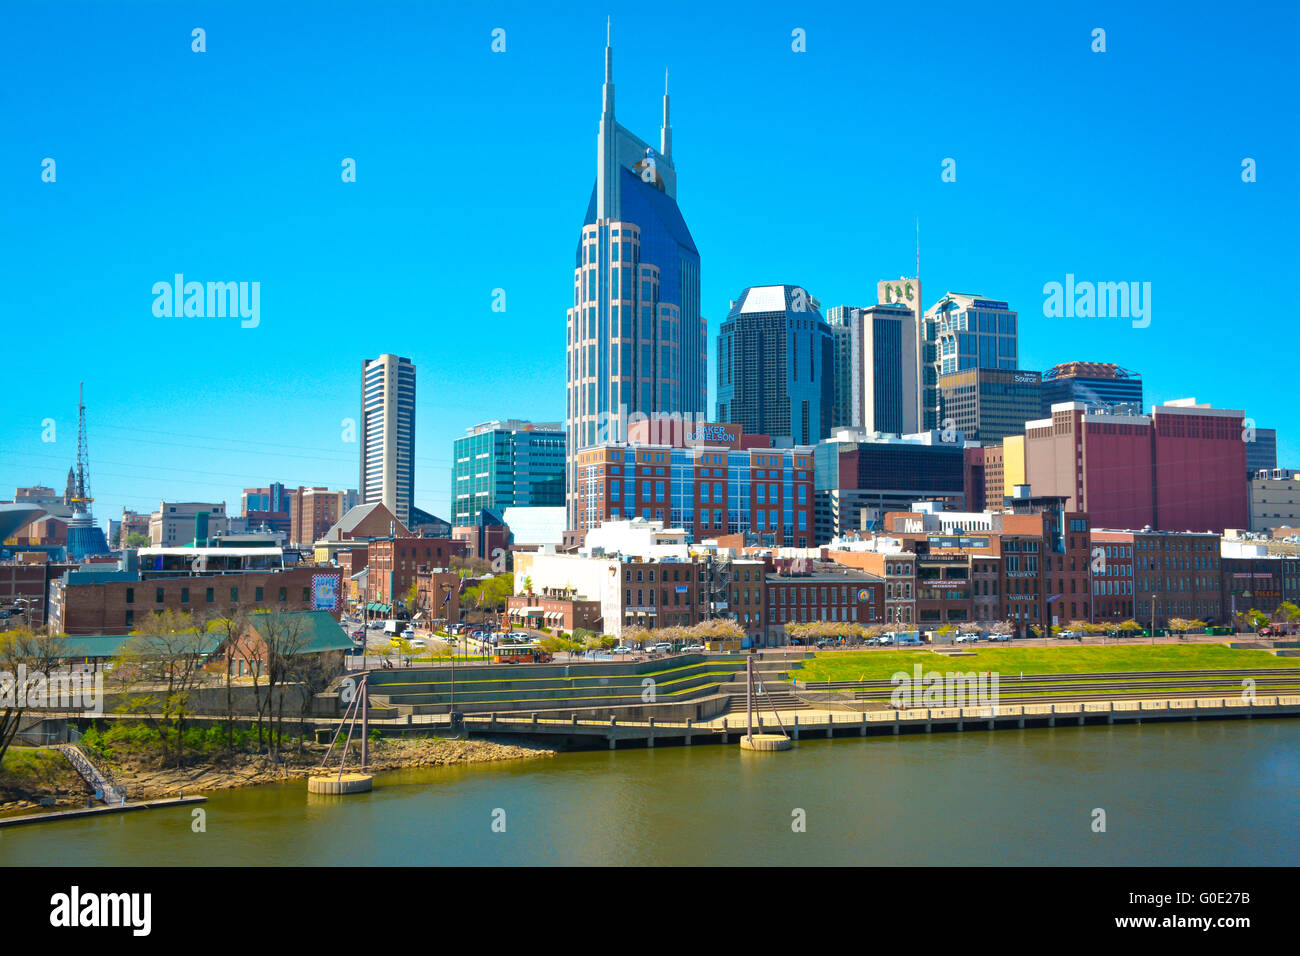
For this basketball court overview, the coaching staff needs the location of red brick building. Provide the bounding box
[48,565,341,636]
[575,424,816,547]
[1024,400,1247,533]
[364,537,468,612]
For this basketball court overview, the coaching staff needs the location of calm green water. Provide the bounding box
[4,720,1298,866]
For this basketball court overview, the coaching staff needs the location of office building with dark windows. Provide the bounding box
[938,367,1042,443]
[1040,361,1143,415]
[825,302,919,434]
[716,285,834,446]
[812,429,966,542]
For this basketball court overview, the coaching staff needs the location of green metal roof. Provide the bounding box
[246,610,354,654]
[60,632,222,660]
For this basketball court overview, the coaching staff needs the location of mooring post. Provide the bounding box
[860,712,867,736]
[648,716,655,748]
[685,717,693,745]
[792,714,800,740]
[360,674,369,771]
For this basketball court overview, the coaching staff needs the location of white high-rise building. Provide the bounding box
[360,354,416,528]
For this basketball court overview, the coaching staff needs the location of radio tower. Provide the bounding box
[65,383,108,559]
[70,382,93,516]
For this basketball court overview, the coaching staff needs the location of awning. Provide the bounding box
[517,606,544,616]
[366,602,391,613]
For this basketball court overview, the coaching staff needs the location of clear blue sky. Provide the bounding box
[2,0,1296,527]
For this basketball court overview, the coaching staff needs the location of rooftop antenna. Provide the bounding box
[71,382,93,516]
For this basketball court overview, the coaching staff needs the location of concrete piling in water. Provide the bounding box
[685,718,693,745]
[792,715,800,740]
[648,717,655,748]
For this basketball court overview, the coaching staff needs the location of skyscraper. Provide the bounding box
[565,25,706,531]
[921,292,1019,429]
[360,354,416,529]
[716,285,834,446]
[825,303,919,434]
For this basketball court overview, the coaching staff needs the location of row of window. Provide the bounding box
[125,585,304,605]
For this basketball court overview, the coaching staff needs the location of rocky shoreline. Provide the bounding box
[114,738,556,799]
[2,738,555,810]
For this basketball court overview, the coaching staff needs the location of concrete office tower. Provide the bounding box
[716,285,834,446]
[360,354,416,529]
[826,303,919,434]
[566,27,706,532]
[878,277,924,433]
[920,292,1018,429]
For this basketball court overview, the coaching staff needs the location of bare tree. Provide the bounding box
[251,610,312,759]
[114,610,212,767]
[0,626,68,765]
[208,605,250,749]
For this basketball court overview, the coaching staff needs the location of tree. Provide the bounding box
[0,627,68,766]
[125,532,150,549]
[251,610,312,758]
[1167,617,1205,641]
[1245,609,1270,633]
[990,620,1016,637]
[1119,618,1141,638]
[405,581,420,616]
[114,610,213,767]
[208,605,250,749]
[1278,601,1300,634]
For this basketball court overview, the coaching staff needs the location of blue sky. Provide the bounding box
[2,0,1296,527]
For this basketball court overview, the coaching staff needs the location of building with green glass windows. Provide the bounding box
[452,420,565,527]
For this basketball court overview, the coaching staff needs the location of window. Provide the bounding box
[256,587,264,602]
[125,587,134,605]
[205,587,214,603]
[231,587,239,603]
[181,587,189,603]
[156,587,164,603]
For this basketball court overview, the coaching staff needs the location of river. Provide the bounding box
[3,719,1297,866]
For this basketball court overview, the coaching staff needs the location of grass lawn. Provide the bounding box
[792,644,1297,684]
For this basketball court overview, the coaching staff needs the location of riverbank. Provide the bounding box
[1,737,556,812]
[112,737,556,799]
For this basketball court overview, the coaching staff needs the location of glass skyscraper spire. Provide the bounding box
[565,24,706,531]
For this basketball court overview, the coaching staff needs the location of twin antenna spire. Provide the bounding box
[603,18,672,160]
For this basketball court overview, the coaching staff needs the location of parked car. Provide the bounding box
[610,645,635,655]
[351,628,364,639]
[648,642,672,654]
[1060,630,1084,641]
[897,634,923,646]
[400,627,415,639]
[681,644,706,652]
[877,634,895,646]
[985,632,1010,642]
[954,634,980,644]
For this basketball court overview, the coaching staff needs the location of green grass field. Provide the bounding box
[792,644,1297,684]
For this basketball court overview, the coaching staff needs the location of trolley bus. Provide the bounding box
[492,642,553,664]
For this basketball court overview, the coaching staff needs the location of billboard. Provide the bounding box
[312,573,339,611]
